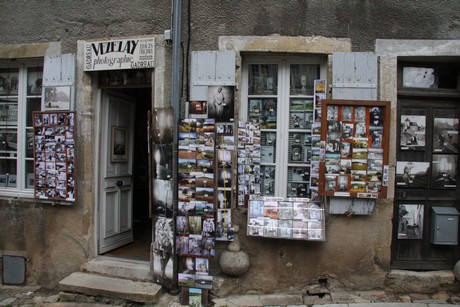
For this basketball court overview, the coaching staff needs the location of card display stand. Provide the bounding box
[247,197,325,241]
[319,99,390,199]
[33,111,76,202]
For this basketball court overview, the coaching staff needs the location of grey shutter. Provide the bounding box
[190,51,235,100]
[42,54,76,110]
[332,52,377,100]
[330,52,379,215]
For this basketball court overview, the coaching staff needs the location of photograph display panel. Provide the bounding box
[33,111,76,202]
[247,197,325,241]
[319,99,390,199]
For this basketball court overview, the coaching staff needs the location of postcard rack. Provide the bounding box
[247,197,325,241]
[319,99,390,199]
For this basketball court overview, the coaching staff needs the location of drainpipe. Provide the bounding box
[171,0,182,289]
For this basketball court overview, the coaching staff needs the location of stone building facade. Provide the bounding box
[1,0,460,296]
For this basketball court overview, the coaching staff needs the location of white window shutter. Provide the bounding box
[190,51,235,101]
[332,52,377,100]
[43,54,76,86]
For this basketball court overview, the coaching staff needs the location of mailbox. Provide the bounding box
[430,207,460,245]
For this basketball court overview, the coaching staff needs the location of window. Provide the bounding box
[0,60,43,196]
[241,56,327,197]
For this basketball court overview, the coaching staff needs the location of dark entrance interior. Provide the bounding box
[100,78,152,261]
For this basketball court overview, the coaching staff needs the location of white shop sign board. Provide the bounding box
[84,37,155,71]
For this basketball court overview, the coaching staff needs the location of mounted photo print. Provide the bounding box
[42,86,71,111]
[395,161,430,188]
[397,204,424,240]
[207,85,234,122]
[400,115,426,151]
[319,99,390,199]
[432,154,457,189]
[433,118,458,154]
[111,126,128,162]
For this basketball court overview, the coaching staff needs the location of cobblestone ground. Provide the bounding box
[2,285,460,306]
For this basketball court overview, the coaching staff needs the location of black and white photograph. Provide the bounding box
[248,99,262,116]
[342,123,354,139]
[217,188,232,209]
[290,144,303,162]
[433,118,458,154]
[153,108,174,144]
[342,106,353,121]
[207,85,234,122]
[278,220,293,238]
[111,126,128,162]
[397,204,424,240]
[153,216,174,288]
[289,112,306,129]
[288,166,310,182]
[202,217,215,237]
[432,154,457,189]
[0,102,18,125]
[370,107,384,126]
[217,150,232,168]
[43,86,71,110]
[370,126,384,148]
[395,161,430,188]
[153,179,173,217]
[327,105,338,120]
[354,106,366,121]
[176,215,188,234]
[325,175,337,191]
[400,115,426,150]
[355,122,367,138]
[153,144,173,180]
[0,70,19,96]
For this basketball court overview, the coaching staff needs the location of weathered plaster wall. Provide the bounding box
[0,0,460,291]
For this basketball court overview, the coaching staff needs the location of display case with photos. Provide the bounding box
[247,197,325,241]
[33,111,76,202]
[319,99,390,199]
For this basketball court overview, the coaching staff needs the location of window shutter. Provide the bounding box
[332,52,377,100]
[43,54,75,86]
[42,54,76,110]
[190,51,235,100]
[330,52,379,215]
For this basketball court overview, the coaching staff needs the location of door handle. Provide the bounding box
[116,180,124,187]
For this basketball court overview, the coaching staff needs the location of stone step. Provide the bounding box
[59,272,163,304]
[80,257,152,281]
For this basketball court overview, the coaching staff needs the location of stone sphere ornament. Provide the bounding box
[218,224,250,277]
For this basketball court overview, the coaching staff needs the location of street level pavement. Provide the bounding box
[2,285,460,306]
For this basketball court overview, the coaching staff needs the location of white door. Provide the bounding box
[99,91,135,254]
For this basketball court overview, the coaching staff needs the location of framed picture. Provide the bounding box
[111,126,128,162]
[397,204,424,239]
[42,86,72,111]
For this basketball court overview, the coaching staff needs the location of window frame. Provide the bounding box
[241,55,327,197]
[0,59,43,198]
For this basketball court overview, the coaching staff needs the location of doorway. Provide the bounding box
[98,86,152,261]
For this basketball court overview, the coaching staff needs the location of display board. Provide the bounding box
[319,99,390,199]
[247,197,325,241]
[33,111,76,202]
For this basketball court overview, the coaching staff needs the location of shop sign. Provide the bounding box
[84,37,154,71]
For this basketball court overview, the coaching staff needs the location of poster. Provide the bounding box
[397,204,424,239]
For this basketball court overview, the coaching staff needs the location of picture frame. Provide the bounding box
[111,126,128,162]
[42,86,72,111]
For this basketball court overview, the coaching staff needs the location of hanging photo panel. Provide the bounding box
[319,99,390,199]
[33,111,76,203]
